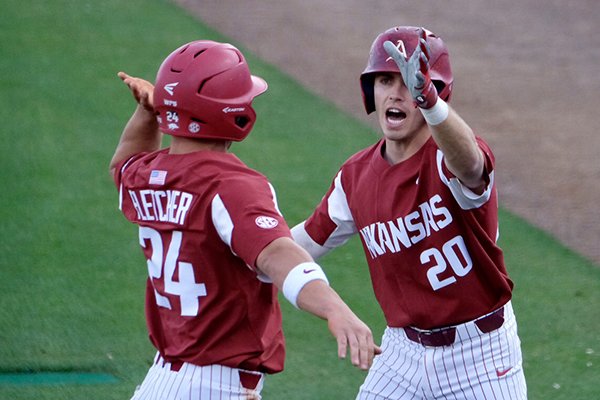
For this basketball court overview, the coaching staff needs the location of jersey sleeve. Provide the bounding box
[210,175,291,270]
[436,137,496,210]
[111,153,147,211]
[292,170,357,259]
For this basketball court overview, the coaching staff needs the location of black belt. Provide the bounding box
[403,307,505,347]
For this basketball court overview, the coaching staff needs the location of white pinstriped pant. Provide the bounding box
[357,301,527,400]
[130,353,264,400]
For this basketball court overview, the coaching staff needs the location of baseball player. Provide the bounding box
[291,26,528,399]
[109,40,379,399]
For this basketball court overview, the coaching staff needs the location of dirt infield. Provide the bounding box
[175,0,600,265]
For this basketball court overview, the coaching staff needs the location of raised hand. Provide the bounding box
[383,29,438,109]
[117,71,155,112]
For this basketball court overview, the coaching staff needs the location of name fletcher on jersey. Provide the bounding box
[359,193,452,259]
[128,189,194,225]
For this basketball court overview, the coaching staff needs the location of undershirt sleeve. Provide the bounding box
[435,138,496,210]
[297,170,358,253]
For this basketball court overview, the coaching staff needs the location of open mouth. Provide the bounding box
[386,108,406,125]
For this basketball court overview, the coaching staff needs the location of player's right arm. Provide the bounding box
[256,237,380,371]
[109,72,162,176]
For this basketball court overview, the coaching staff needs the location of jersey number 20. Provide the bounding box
[420,235,473,291]
[139,227,207,316]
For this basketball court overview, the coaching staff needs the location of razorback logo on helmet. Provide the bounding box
[164,82,179,96]
[386,40,407,61]
[255,216,278,229]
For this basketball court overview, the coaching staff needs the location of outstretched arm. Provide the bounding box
[428,108,485,192]
[109,72,162,175]
[384,30,485,192]
[256,237,380,370]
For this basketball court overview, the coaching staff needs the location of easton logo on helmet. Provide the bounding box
[164,82,179,96]
[222,107,245,113]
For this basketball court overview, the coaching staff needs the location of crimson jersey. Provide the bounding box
[293,137,513,329]
[113,149,291,374]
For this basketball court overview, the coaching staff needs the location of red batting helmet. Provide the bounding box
[360,26,453,114]
[153,40,267,141]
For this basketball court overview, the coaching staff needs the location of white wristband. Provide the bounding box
[282,262,329,309]
[420,98,449,126]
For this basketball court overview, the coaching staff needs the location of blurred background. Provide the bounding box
[178,0,600,266]
[0,1,598,399]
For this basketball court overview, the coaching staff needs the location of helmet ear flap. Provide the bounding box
[235,115,250,129]
[432,80,450,101]
[360,74,376,114]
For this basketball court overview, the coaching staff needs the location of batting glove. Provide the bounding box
[383,28,438,109]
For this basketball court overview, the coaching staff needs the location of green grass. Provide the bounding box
[496,210,600,399]
[0,0,598,399]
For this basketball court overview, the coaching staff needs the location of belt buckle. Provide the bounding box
[418,327,456,347]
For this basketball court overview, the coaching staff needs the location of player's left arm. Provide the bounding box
[109,72,162,176]
[384,30,486,192]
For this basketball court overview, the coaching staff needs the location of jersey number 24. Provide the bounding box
[139,227,207,316]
